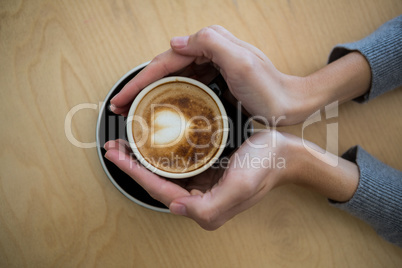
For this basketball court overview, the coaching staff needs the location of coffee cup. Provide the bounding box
[126,76,229,179]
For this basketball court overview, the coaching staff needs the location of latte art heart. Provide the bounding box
[152,109,187,146]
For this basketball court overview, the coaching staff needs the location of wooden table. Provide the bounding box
[1,0,401,267]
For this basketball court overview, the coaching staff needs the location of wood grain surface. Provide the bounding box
[1,0,401,267]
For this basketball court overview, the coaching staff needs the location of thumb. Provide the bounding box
[170,27,245,69]
[169,194,225,231]
[170,36,190,49]
[169,174,249,230]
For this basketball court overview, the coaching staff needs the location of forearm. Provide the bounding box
[280,135,402,247]
[287,138,360,202]
[281,51,371,125]
[303,52,371,113]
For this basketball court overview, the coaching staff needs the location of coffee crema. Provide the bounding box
[132,81,224,173]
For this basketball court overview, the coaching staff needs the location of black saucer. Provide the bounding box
[96,62,252,212]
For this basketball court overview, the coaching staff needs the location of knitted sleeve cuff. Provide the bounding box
[330,146,402,247]
[328,15,402,103]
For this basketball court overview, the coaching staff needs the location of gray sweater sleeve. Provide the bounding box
[330,147,402,247]
[327,16,402,247]
[328,15,402,102]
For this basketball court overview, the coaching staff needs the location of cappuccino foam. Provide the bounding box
[132,81,224,173]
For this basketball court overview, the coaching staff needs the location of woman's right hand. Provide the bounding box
[111,25,370,125]
[110,25,312,125]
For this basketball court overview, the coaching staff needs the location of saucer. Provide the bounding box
[96,62,252,212]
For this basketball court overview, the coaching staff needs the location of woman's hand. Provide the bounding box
[110,25,310,125]
[104,130,300,230]
[111,25,370,125]
[104,129,360,230]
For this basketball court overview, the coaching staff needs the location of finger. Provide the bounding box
[104,149,190,206]
[104,139,131,155]
[109,102,132,116]
[170,169,252,230]
[114,139,132,154]
[207,25,268,60]
[110,49,195,109]
[170,28,248,73]
[170,26,261,76]
[190,189,204,195]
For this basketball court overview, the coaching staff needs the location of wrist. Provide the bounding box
[278,74,320,125]
[303,52,371,111]
[271,132,305,187]
[278,52,371,126]
[293,139,360,202]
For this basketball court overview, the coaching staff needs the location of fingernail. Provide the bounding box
[104,141,110,149]
[104,150,111,160]
[170,202,187,216]
[109,104,116,112]
[171,36,189,49]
